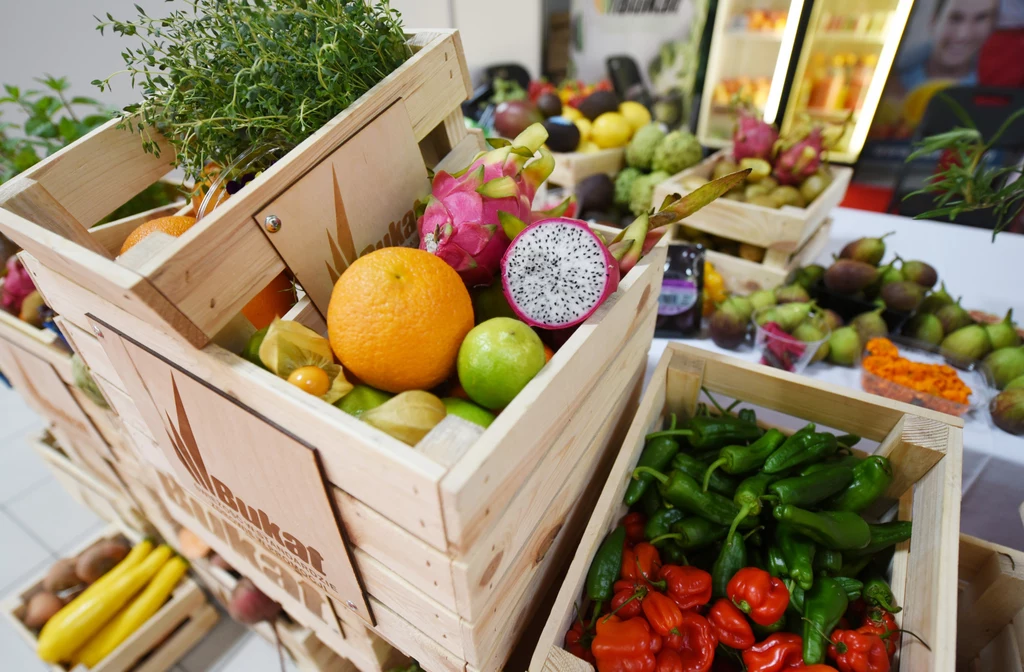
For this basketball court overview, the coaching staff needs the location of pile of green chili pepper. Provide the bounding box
[568,389,917,670]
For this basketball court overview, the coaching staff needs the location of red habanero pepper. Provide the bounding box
[741,633,805,672]
[707,599,755,650]
[828,629,890,672]
[656,648,684,672]
[592,616,660,672]
[659,565,713,611]
[662,632,682,652]
[612,579,648,619]
[643,592,685,637]
[675,611,716,672]
[565,620,595,664]
[622,512,648,546]
[857,608,900,658]
[727,567,790,626]
[803,666,841,671]
[623,543,663,585]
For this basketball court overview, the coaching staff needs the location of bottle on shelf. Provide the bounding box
[845,54,877,112]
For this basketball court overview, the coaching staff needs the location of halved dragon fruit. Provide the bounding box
[501,218,620,329]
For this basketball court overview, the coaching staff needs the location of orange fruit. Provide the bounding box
[242,272,295,329]
[327,248,473,393]
[543,344,554,362]
[119,216,197,255]
[191,162,229,214]
[287,366,330,396]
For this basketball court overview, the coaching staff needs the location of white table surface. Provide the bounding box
[646,207,1024,550]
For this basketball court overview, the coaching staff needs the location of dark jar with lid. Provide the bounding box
[655,242,705,338]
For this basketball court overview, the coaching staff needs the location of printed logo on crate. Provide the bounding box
[110,331,373,624]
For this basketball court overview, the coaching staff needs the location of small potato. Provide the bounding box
[43,558,81,593]
[76,539,130,584]
[24,591,63,629]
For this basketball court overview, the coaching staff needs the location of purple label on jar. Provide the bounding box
[658,278,698,316]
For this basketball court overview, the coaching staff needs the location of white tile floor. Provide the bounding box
[0,383,298,672]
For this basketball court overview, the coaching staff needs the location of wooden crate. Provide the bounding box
[0,30,474,350]
[958,534,1024,671]
[547,147,625,188]
[690,216,833,295]
[1,525,218,672]
[653,148,852,250]
[30,430,148,534]
[530,342,964,672]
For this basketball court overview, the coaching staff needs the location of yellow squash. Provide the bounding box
[74,556,189,667]
[36,545,172,663]
[42,540,153,635]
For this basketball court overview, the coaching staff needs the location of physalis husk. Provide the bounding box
[258,318,353,403]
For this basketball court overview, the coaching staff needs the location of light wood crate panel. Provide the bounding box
[547,148,625,188]
[1,525,218,672]
[530,343,963,672]
[959,534,1024,671]
[697,216,833,295]
[0,307,73,382]
[653,147,852,249]
[30,431,148,533]
[0,30,473,349]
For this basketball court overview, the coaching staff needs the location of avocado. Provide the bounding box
[536,92,563,118]
[575,173,615,214]
[542,117,582,153]
[578,90,620,121]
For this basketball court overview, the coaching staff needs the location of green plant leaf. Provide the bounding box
[23,118,57,139]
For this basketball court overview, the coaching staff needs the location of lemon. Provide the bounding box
[591,112,633,149]
[561,106,583,122]
[574,118,592,145]
[578,141,601,154]
[619,101,652,132]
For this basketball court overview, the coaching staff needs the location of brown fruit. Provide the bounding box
[900,260,938,289]
[23,591,63,629]
[43,558,81,593]
[823,260,879,294]
[880,281,925,312]
[75,539,130,584]
[838,232,893,266]
[228,577,282,624]
[210,553,234,572]
[991,389,1024,435]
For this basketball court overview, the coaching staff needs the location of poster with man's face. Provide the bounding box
[869,0,1021,142]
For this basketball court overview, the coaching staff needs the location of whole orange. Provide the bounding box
[120,215,197,255]
[327,248,474,393]
[242,272,295,329]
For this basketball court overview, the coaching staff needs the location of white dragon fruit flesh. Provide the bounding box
[501,218,620,329]
[732,112,779,162]
[418,124,553,287]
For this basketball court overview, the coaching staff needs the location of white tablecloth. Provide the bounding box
[646,207,1024,549]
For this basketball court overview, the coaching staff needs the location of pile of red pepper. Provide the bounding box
[566,395,910,672]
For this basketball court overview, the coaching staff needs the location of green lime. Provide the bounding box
[470,283,516,324]
[457,317,545,410]
[335,384,393,417]
[242,327,269,369]
[442,398,496,428]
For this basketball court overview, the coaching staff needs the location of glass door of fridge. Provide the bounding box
[780,0,914,163]
[697,0,807,148]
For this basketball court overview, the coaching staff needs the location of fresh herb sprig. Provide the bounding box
[905,93,1024,238]
[94,0,410,183]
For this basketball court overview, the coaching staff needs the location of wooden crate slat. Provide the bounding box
[547,148,625,188]
[131,604,218,672]
[959,535,1024,669]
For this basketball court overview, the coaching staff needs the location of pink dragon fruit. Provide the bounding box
[418,124,554,287]
[772,127,824,186]
[2,256,36,315]
[733,112,779,162]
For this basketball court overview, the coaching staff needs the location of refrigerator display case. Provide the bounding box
[780,0,914,163]
[697,0,807,148]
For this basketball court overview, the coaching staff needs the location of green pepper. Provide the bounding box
[671,452,738,497]
[639,483,663,518]
[670,516,729,550]
[837,434,861,448]
[776,525,816,590]
[837,554,873,578]
[863,576,901,613]
[728,471,778,537]
[712,529,747,598]
[784,578,805,614]
[767,465,854,508]
[703,429,787,489]
[586,526,626,615]
[823,456,894,512]
[844,521,912,557]
[633,467,753,528]
[660,540,689,565]
[624,415,681,505]
[802,577,849,664]
[800,454,863,476]
[645,414,763,451]
[738,408,757,425]
[813,548,842,576]
[767,544,789,578]
[764,428,839,474]
[645,507,686,543]
[832,576,864,601]
[773,505,871,550]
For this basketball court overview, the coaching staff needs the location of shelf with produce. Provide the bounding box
[1,525,217,672]
[529,343,962,671]
[808,31,886,46]
[725,30,784,42]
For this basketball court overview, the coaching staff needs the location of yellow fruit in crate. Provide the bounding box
[561,106,583,122]
[619,101,652,132]
[578,140,601,154]
[591,112,633,149]
[574,117,592,144]
[327,247,474,393]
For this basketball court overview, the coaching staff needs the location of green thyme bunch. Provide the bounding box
[94,0,409,182]
[905,94,1024,238]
